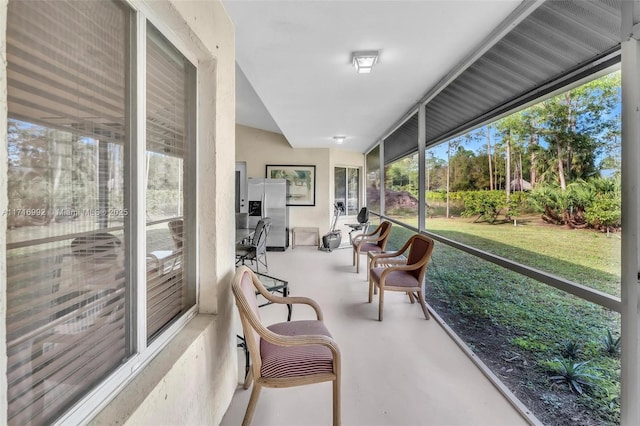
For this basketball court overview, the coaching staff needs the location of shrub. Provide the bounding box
[585,193,621,233]
[529,178,620,231]
[561,340,582,359]
[602,329,621,356]
[548,358,600,395]
[459,190,506,223]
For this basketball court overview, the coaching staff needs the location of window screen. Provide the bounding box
[366,146,381,213]
[384,113,419,165]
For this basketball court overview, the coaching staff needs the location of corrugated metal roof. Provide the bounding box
[425,0,621,146]
[384,112,419,164]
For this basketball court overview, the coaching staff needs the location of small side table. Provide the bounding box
[292,227,319,248]
[255,272,291,321]
[237,272,291,378]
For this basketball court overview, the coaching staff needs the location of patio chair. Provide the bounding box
[345,207,370,244]
[232,266,341,426]
[351,220,392,273]
[147,219,183,274]
[168,219,184,250]
[368,234,435,321]
[236,218,272,272]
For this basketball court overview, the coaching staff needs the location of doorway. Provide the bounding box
[235,162,247,213]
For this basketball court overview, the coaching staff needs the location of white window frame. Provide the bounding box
[50,3,201,424]
[334,166,361,216]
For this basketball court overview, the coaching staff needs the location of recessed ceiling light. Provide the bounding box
[352,51,379,74]
[333,136,346,144]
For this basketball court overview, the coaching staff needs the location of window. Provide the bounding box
[383,152,419,226]
[420,71,621,425]
[5,2,197,423]
[365,146,381,213]
[334,167,359,215]
[425,71,621,297]
[383,113,419,226]
[145,23,196,341]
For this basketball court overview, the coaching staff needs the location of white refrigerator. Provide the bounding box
[247,178,289,250]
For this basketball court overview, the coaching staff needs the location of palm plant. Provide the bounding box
[603,329,621,356]
[549,358,600,395]
[561,340,582,359]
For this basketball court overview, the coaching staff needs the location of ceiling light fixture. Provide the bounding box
[333,136,346,144]
[352,50,379,74]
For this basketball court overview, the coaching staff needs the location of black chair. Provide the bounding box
[345,207,370,244]
[236,217,272,272]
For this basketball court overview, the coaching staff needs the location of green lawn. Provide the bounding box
[387,215,621,296]
[381,214,621,424]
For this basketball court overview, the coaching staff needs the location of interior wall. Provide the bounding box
[236,124,334,234]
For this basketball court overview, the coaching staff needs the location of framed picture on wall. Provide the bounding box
[266,164,316,206]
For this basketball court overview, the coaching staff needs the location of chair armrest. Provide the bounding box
[257,292,324,320]
[260,328,341,359]
[353,233,382,246]
[371,255,407,268]
[353,226,381,242]
[239,303,340,358]
[377,258,430,279]
[370,250,405,260]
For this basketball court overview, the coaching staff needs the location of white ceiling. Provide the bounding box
[224,0,524,153]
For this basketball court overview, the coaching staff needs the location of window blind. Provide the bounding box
[6,0,127,144]
[145,24,196,340]
[5,1,130,424]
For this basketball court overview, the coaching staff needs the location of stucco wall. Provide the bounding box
[107,0,238,424]
[236,125,365,235]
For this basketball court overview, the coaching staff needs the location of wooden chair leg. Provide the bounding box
[333,376,341,426]
[378,285,384,321]
[417,289,430,320]
[407,292,415,303]
[242,383,262,426]
[352,248,356,266]
[368,277,374,303]
[356,252,360,273]
[243,369,253,390]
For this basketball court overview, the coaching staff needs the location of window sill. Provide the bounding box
[90,314,219,425]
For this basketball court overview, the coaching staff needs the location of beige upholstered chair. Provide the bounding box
[232,266,341,426]
[351,220,392,273]
[368,234,435,321]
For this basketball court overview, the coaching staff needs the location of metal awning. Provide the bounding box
[424,0,622,146]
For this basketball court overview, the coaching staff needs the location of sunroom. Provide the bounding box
[1,0,640,425]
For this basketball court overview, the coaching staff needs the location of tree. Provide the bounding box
[533,72,620,189]
[486,125,494,190]
[495,112,532,202]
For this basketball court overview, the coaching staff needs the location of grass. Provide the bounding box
[388,214,621,296]
[381,214,621,424]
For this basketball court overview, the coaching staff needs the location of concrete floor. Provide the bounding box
[221,244,529,426]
